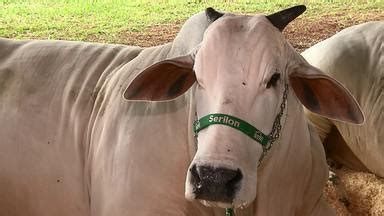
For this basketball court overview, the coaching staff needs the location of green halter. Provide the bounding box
[193,113,269,146]
[225,208,234,216]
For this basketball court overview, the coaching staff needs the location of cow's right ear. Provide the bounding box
[124,55,195,101]
[289,63,364,124]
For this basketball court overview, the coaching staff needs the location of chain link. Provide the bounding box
[258,84,289,166]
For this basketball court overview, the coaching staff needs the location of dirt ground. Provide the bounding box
[122,11,384,216]
[117,10,383,53]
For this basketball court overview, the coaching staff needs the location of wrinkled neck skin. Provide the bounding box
[86,62,226,215]
[248,91,330,215]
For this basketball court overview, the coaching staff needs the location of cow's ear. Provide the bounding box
[289,64,364,124]
[124,55,195,101]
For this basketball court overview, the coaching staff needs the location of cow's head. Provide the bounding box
[124,6,364,208]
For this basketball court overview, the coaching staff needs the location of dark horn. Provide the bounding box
[266,5,306,31]
[206,7,224,22]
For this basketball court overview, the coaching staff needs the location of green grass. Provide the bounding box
[0,0,382,42]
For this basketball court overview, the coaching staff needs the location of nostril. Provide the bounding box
[194,166,243,184]
[226,169,242,196]
[190,164,202,187]
[220,168,242,184]
[226,168,242,184]
[190,164,199,180]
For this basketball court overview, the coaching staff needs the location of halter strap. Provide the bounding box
[193,84,289,163]
[193,113,269,146]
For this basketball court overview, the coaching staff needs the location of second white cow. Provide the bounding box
[302,21,384,178]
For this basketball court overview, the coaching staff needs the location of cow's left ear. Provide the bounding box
[289,64,364,124]
[124,55,195,101]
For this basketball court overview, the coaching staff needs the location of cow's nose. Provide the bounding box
[190,164,242,202]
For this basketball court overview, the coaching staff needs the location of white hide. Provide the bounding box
[302,21,384,177]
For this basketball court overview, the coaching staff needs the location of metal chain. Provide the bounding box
[258,84,289,166]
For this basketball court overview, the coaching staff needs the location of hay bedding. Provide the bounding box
[324,167,384,215]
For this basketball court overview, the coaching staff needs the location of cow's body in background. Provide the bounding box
[302,21,384,177]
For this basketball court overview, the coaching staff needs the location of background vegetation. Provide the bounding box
[0,0,382,44]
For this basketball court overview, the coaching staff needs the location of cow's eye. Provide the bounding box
[266,73,280,89]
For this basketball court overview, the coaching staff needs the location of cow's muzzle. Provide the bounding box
[189,164,243,203]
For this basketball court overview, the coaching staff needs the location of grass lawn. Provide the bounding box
[0,0,382,45]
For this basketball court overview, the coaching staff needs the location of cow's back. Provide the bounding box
[302,21,384,177]
[0,38,142,216]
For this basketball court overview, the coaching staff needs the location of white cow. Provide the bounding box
[302,21,384,177]
[0,6,363,216]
